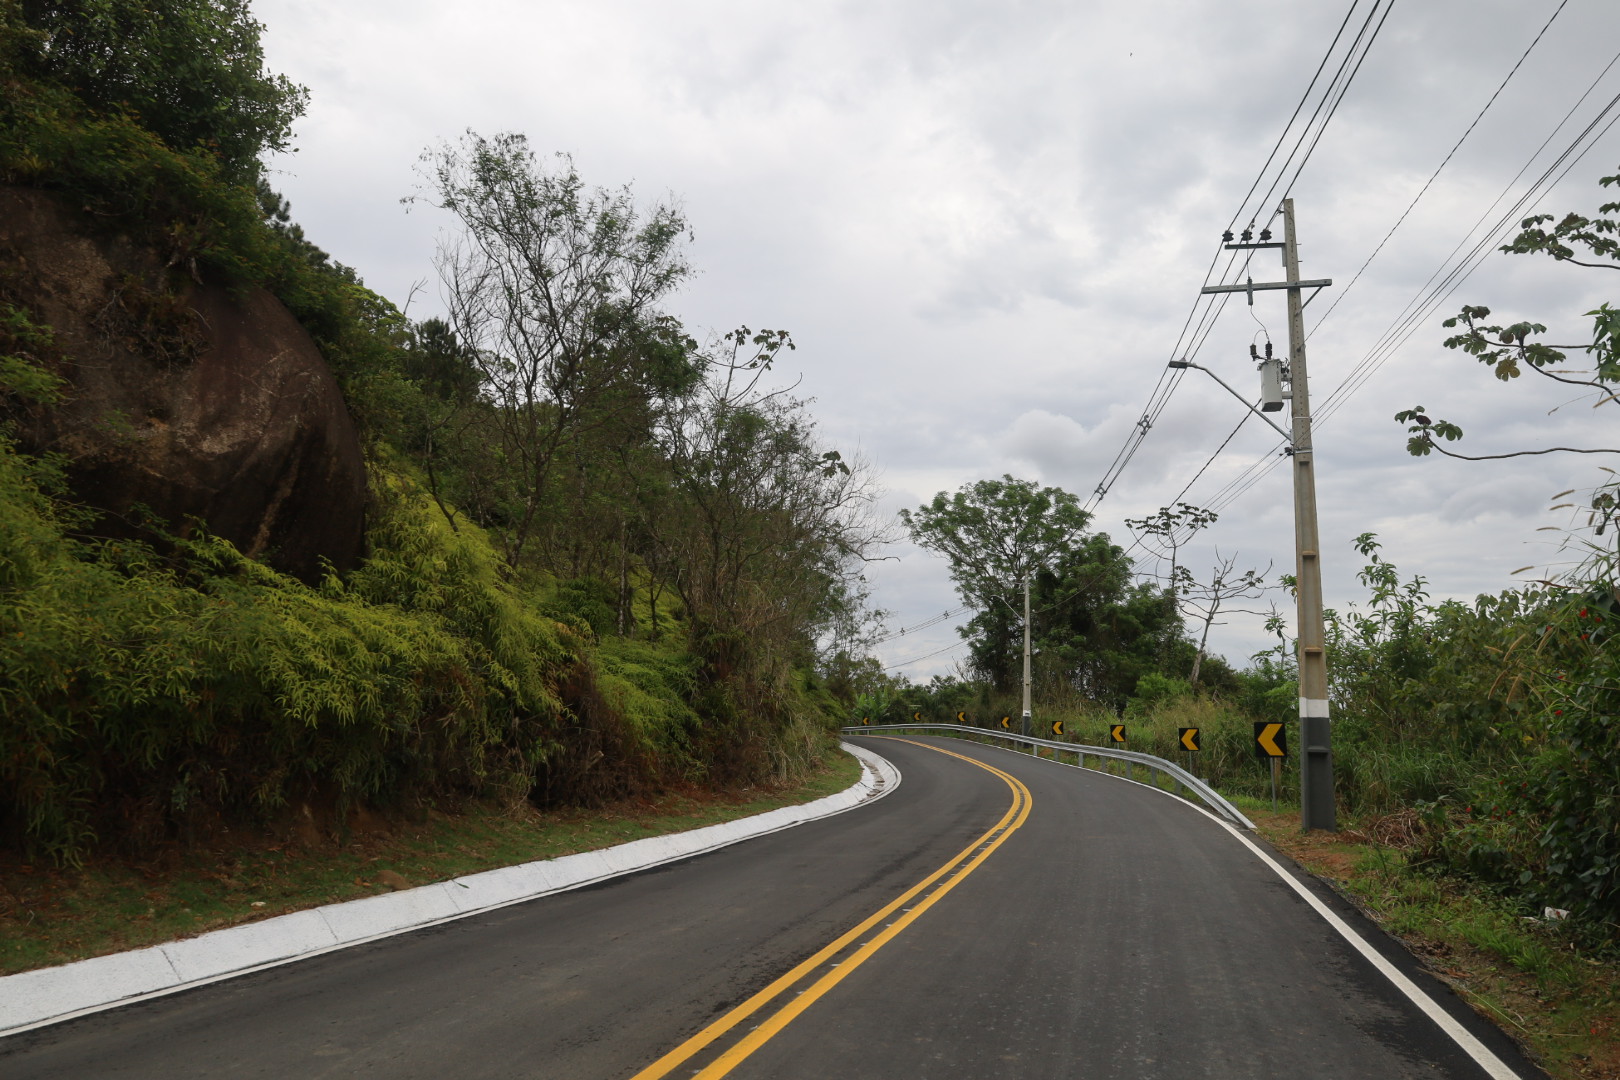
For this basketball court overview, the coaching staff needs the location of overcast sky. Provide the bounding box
[256,0,1619,680]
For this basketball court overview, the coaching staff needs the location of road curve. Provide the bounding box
[0,735,1545,1079]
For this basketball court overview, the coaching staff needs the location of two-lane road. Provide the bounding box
[0,736,1546,1078]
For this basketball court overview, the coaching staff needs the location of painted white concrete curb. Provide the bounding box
[0,742,899,1037]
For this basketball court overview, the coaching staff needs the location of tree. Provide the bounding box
[15,0,308,179]
[1125,502,1217,663]
[901,476,1179,701]
[1125,503,1218,589]
[637,326,889,650]
[901,476,1088,692]
[1173,553,1271,687]
[1027,536,1188,706]
[900,475,1090,615]
[416,132,697,571]
[1395,167,1620,463]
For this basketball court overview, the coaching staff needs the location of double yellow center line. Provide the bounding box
[629,738,1033,1080]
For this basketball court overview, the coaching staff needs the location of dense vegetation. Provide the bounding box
[0,0,880,862]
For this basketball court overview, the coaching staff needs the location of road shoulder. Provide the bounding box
[0,741,899,1038]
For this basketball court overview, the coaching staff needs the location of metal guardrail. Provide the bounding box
[841,723,1255,830]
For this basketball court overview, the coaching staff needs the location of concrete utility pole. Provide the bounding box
[1281,200,1335,832]
[1199,198,1336,831]
[1020,574,1032,738]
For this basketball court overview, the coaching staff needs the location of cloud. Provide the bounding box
[254,0,1620,678]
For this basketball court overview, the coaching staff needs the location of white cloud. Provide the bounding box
[254,0,1620,680]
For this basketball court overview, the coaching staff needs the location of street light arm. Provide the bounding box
[1168,361,1293,442]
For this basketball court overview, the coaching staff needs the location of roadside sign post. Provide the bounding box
[1254,721,1287,813]
[1178,727,1200,780]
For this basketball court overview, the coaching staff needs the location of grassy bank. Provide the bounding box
[1241,799,1620,1080]
[0,747,863,978]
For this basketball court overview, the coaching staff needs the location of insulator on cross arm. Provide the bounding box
[1241,229,1253,242]
[1259,228,1272,242]
[1222,230,1234,243]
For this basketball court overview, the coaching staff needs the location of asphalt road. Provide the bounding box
[0,735,1546,1079]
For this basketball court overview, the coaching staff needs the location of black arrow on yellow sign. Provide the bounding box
[1253,721,1287,759]
[999,715,1011,731]
[1179,727,1201,752]
[1051,720,1064,737]
[1109,724,1126,743]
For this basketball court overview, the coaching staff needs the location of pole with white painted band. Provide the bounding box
[1282,199,1336,831]
[1202,202,1336,831]
[1020,574,1032,739]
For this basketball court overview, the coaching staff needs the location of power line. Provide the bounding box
[1166,413,1257,515]
[868,605,973,647]
[1177,24,1620,521]
[1309,0,1580,335]
[1319,88,1620,424]
[1224,1,1367,234]
[883,638,968,671]
[1276,0,1396,204]
[1085,0,1391,513]
[1190,87,1620,522]
[1237,0,1392,227]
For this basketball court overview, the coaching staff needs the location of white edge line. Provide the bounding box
[908,734,1523,1080]
[1216,821,1522,1080]
[0,742,900,1038]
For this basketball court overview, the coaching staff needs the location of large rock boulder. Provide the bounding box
[0,187,365,582]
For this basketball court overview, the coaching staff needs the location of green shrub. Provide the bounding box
[1125,672,1191,718]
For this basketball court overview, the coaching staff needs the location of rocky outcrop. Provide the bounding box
[0,187,365,582]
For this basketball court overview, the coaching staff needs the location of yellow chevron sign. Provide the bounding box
[999,715,1011,731]
[1109,724,1126,743]
[1051,720,1064,737]
[860,717,869,725]
[956,711,967,724]
[1179,727,1201,752]
[1254,721,1287,758]
[913,711,922,723]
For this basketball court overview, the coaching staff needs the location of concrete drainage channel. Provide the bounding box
[0,741,900,1037]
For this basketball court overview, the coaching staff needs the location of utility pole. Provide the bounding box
[1199,199,1336,831]
[1020,574,1032,738]
[1281,200,1335,832]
